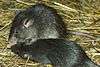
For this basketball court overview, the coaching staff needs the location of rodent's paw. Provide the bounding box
[21,53,32,59]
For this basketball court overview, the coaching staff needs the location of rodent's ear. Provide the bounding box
[15,9,25,15]
[23,18,34,28]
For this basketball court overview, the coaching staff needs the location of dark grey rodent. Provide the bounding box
[8,3,99,67]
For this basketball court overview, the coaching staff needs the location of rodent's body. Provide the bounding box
[11,39,99,67]
[9,4,99,67]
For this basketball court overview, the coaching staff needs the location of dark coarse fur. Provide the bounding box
[11,39,99,67]
[8,4,66,47]
[9,4,99,67]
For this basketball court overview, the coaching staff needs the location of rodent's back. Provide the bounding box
[30,4,66,38]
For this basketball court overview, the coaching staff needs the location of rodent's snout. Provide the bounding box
[7,36,18,48]
[7,42,16,48]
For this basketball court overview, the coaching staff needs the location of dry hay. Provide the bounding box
[0,0,100,67]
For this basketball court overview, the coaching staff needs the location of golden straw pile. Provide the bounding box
[0,0,100,67]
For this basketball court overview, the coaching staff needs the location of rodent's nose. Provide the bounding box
[7,42,16,48]
[7,44,13,48]
[7,36,18,48]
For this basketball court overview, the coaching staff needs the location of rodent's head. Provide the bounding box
[8,18,36,48]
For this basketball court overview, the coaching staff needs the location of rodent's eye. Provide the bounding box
[15,30,18,33]
[23,18,34,28]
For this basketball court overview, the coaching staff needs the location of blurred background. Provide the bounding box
[0,0,100,67]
